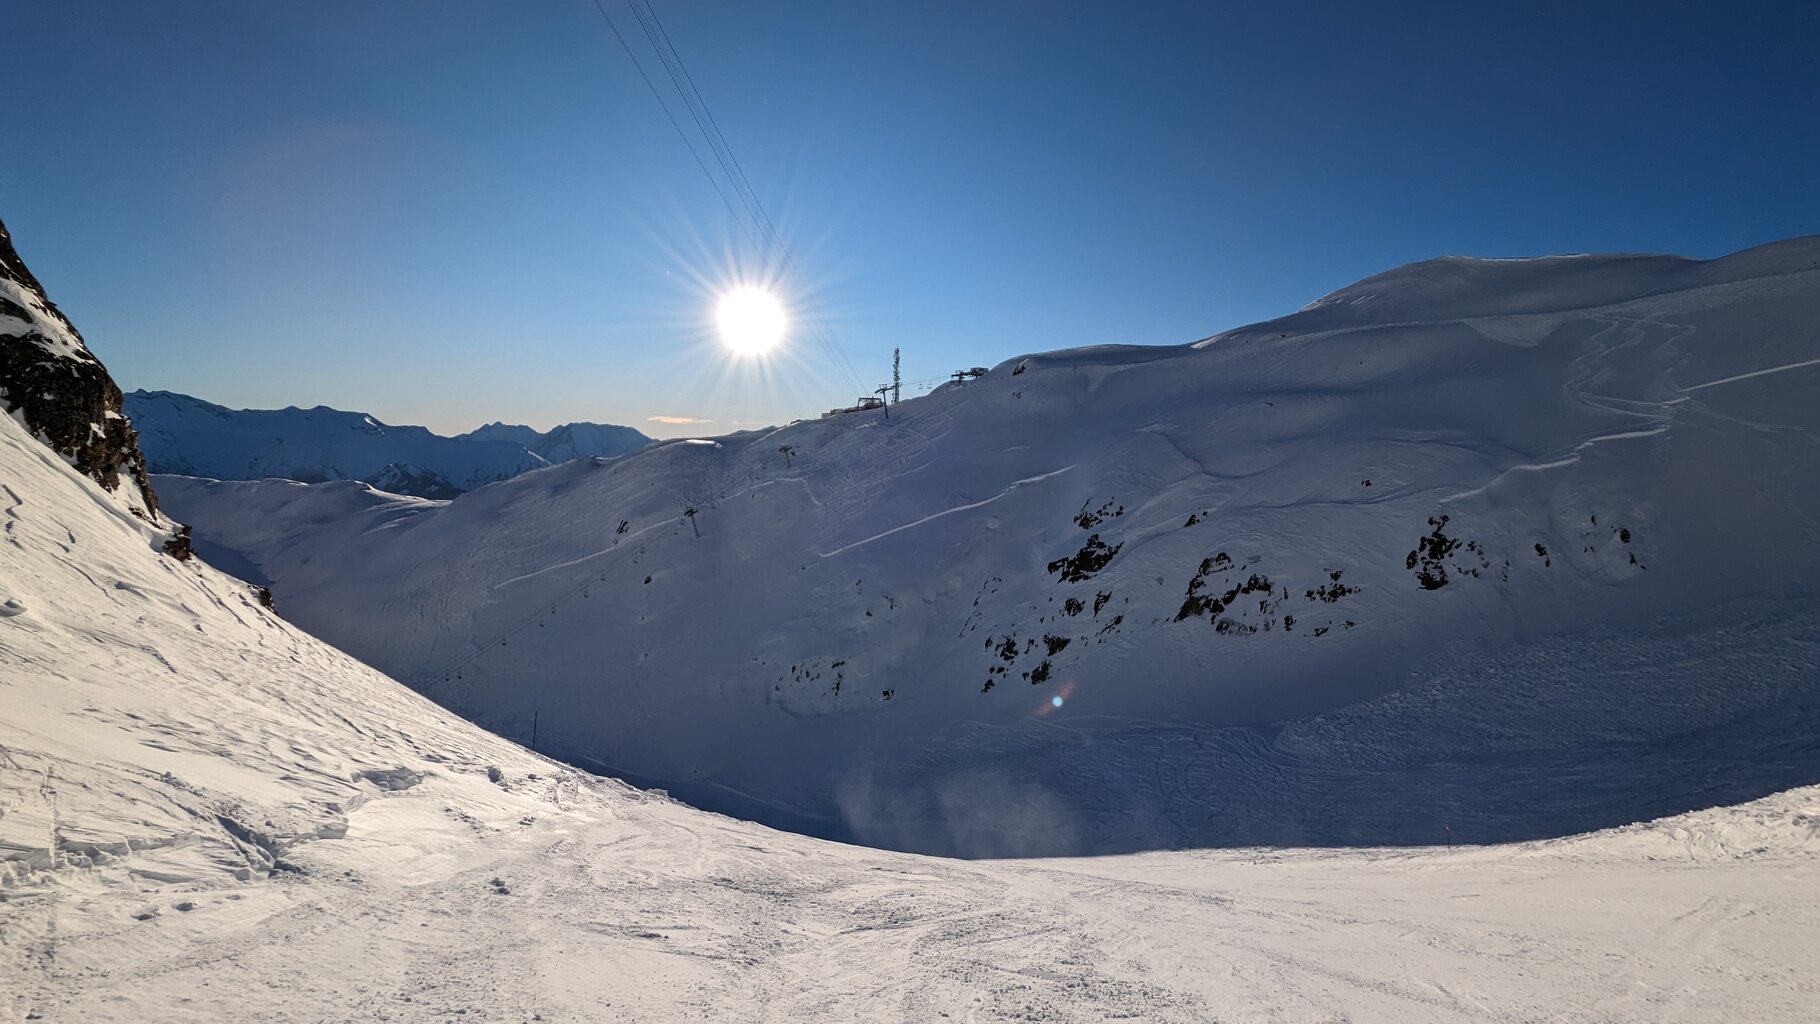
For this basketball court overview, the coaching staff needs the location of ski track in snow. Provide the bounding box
[1442,308,1820,502]
[1440,425,1673,504]
[817,465,1075,558]
[1681,355,1820,391]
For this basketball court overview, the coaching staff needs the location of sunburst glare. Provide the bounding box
[622,207,859,430]
[716,286,787,357]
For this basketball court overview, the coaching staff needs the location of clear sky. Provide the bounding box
[5,1,1816,437]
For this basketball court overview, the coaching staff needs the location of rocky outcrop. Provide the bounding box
[0,216,159,517]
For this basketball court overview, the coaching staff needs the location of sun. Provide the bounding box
[716,287,786,356]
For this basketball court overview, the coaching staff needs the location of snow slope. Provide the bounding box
[155,236,1820,856]
[6,219,1820,1022]
[7,396,1820,1023]
[123,392,652,499]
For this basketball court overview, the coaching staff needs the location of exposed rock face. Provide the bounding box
[0,216,159,517]
[162,523,195,561]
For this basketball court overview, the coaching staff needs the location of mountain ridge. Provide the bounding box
[124,389,652,498]
[454,418,652,464]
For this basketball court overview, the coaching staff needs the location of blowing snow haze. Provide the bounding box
[4,3,1820,1021]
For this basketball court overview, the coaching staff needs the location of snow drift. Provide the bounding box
[158,236,1820,856]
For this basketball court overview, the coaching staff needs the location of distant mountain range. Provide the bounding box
[123,390,652,498]
[455,419,653,465]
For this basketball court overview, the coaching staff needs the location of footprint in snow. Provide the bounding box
[0,598,25,617]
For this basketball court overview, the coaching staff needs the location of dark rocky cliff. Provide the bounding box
[0,216,159,518]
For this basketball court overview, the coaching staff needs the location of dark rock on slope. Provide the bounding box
[0,216,159,517]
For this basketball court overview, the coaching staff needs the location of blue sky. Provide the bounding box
[5,1,1815,436]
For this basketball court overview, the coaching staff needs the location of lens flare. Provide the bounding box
[1035,679,1080,717]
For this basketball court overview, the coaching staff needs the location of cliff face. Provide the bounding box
[0,216,159,518]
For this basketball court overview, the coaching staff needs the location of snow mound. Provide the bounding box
[1205,235,1820,343]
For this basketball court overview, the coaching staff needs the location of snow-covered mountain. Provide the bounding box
[7,214,1820,1023]
[123,390,651,499]
[155,236,1820,857]
[455,419,652,463]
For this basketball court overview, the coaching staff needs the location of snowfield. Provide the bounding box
[154,237,1820,856]
[5,402,1820,1022]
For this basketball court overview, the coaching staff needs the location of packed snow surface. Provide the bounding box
[5,390,1820,1022]
[155,237,1820,857]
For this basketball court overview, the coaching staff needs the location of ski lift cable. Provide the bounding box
[629,0,860,389]
[624,0,752,216]
[640,1,769,229]
[590,0,860,393]
[615,0,867,394]
[586,0,769,258]
[600,0,861,393]
[620,2,832,315]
